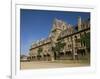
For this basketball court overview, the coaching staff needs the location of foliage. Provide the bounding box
[20,54,26,59]
[52,40,66,54]
[80,32,90,49]
[37,47,43,55]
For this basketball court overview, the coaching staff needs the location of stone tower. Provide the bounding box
[49,18,67,61]
[78,16,82,31]
[50,19,67,43]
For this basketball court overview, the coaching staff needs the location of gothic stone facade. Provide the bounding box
[28,17,90,61]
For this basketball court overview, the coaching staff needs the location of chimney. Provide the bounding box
[78,16,82,31]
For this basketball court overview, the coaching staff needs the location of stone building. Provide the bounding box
[27,16,90,61]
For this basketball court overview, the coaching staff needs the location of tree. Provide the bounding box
[38,47,43,55]
[80,32,90,52]
[37,47,43,60]
[20,54,26,59]
[51,40,66,59]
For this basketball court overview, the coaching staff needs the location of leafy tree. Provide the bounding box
[51,40,66,59]
[80,32,90,52]
[37,47,43,60]
[38,47,43,55]
[20,54,26,59]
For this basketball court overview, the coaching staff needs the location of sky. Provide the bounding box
[20,9,90,55]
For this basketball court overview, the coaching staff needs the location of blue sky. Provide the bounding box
[20,9,90,55]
